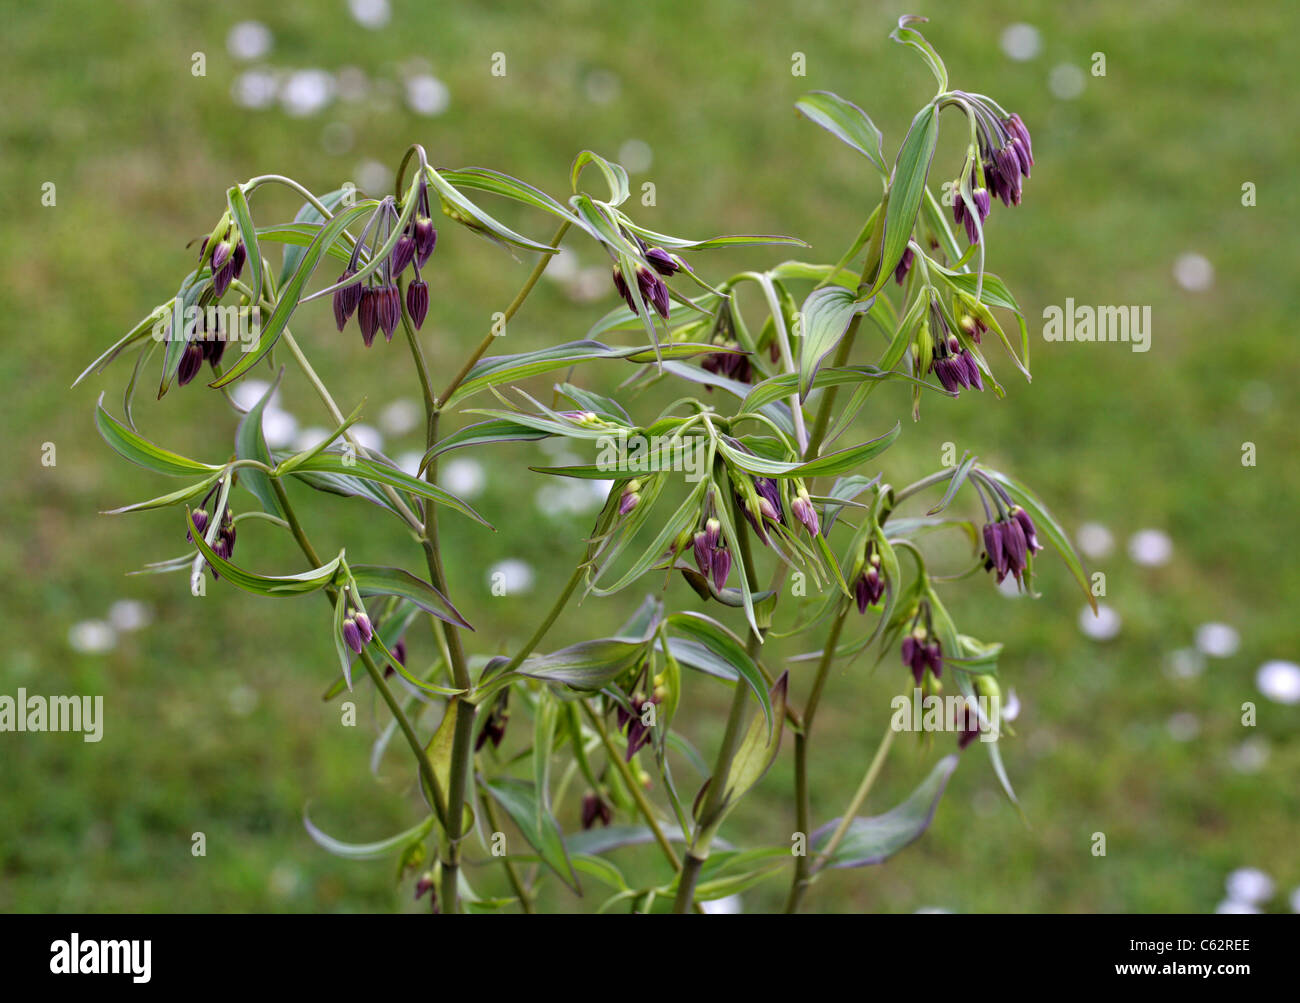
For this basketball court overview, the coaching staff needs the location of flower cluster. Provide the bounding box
[341,607,374,654]
[692,517,731,590]
[928,302,983,395]
[199,222,247,298]
[333,187,437,346]
[612,240,679,319]
[982,505,1043,586]
[853,542,885,613]
[901,626,943,686]
[946,93,1034,243]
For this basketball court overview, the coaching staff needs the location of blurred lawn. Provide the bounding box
[2,0,1297,913]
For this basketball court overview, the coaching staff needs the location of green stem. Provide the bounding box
[672,510,763,915]
[436,219,570,407]
[804,190,889,459]
[269,477,448,828]
[811,714,898,871]
[478,789,534,913]
[501,563,584,674]
[783,601,849,913]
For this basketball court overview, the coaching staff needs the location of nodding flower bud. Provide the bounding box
[413,217,437,266]
[711,547,731,591]
[895,245,915,285]
[959,313,986,344]
[901,628,938,685]
[231,240,247,280]
[1011,505,1042,554]
[982,512,1035,586]
[353,611,373,645]
[384,638,407,679]
[635,266,671,319]
[701,339,753,384]
[187,508,210,543]
[177,341,204,386]
[953,185,992,244]
[342,616,364,654]
[791,486,820,536]
[406,278,429,329]
[377,285,402,341]
[357,288,379,347]
[581,792,613,830]
[692,530,712,576]
[210,239,232,274]
[203,329,226,367]
[929,331,983,395]
[476,690,510,752]
[755,477,784,524]
[618,480,641,516]
[612,265,632,311]
[390,234,416,277]
[333,270,361,331]
[644,246,680,277]
[854,552,884,613]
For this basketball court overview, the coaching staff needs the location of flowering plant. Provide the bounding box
[79,16,1092,914]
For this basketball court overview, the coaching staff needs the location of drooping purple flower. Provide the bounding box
[983,521,1006,579]
[791,486,820,536]
[357,287,379,347]
[635,266,670,319]
[895,246,914,285]
[406,278,429,329]
[342,617,364,654]
[618,479,641,516]
[755,478,784,524]
[1011,505,1042,553]
[186,508,209,543]
[476,691,510,752]
[711,547,731,591]
[177,341,204,386]
[377,285,402,341]
[333,270,361,331]
[231,240,247,280]
[413,217,438,267]
[644,246,680,277]
[354,610,373,645]
[581,792,613,830]
[854,549,885,613]
[390,234,416,276]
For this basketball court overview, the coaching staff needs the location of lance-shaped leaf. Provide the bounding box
[187,510,342,596]
[226,183,263,305]
[720,672,788,807]
[744,365,939,414]
[422,418,554,469]
[349,564,472,630]
[302,809,435,861]
[571,150,630,206]
[440,167,579,225]
[444,340,728,407]
[797,286,873,401]
[618,218,809,252]
[718,422,900,479]
[426,165,559,253]
[812,754,958,868]
[103,472,223,516]
[871,102,938,295]
[211,201,376,388]
[795,90,886,175]
[983,469,1096,612]
[74,303,170,388]
[234,370,285,518]
[279,187,353,287]
[665,613,772,735]
[482,777,581,894]
[95,396,220,477]
[290,451,491,527]
[515,638,647,690]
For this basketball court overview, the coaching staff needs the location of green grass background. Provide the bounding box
[2,0,1296,912]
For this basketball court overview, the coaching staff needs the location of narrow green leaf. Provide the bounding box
[872,102,938,294]
[95,396,219,477]
[349,564,472,630]
[226,184,263,305]
[813,754,958,868]
[665,613,771,735]
[795,90,886,174]
[483,778,581,894]
[234,369,285,518]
